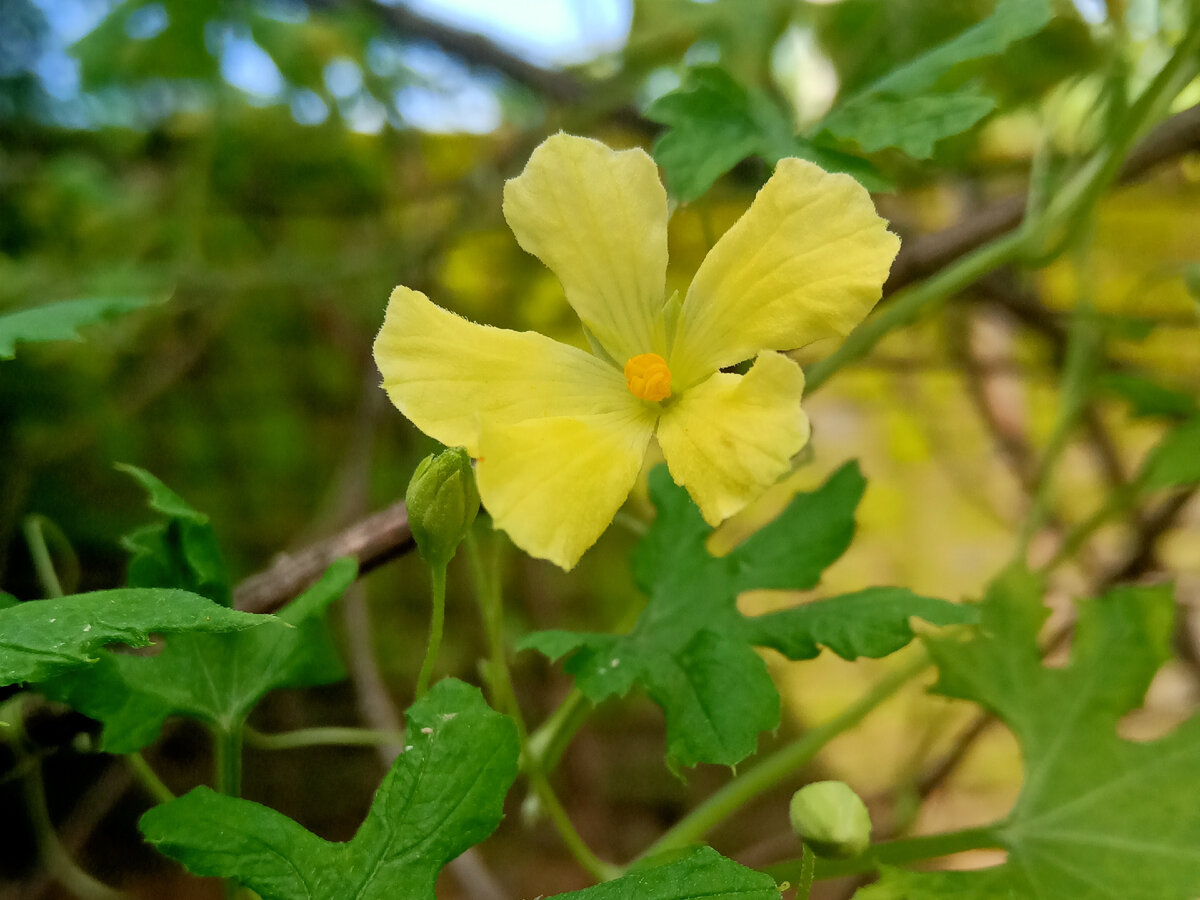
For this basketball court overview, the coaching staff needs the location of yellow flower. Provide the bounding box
[374,134,899,570]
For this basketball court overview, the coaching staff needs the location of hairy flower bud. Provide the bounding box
[405,448,480,568]
[789,781,872,859]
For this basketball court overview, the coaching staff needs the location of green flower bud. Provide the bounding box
[789,781,872,859]
[405,448,480,568]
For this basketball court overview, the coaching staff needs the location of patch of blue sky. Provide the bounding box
[30,0,114,43]
[401,0,630,68]
[394,80,500,134]
[124,3,168,40]
[323,57,363,99]
[1072,0,1106,24]
[33,46,80,99]
[218,26,285,98]
[290,87,328,125]
[254,0,307,25]
[341,92,388,133]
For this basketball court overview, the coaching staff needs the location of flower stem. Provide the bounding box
[22,515,64,599]
[213,723,244,900]
[639,655,927,860]
[764,824,1003,882]
[243,725,408,751]
[464,531,525,733]
[5,705,121,900]
[797,844,814,899]
[414,563,448,699]
[529,768,621,882]
[525,687,592,775]
[127,752,175,805]
[1014,300,1102,562]
[464,529,616,882]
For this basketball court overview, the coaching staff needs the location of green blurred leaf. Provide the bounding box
[821,91,995,158]
[646,66,887,202]
[140,678,519,900]
[73,0,222,88]
[117,464,232,607]
[821,0,1053,157]
[0,589,261,686]
[1101,373,1199,420]
[557,847,780,899]
[1138,418,1200,492]
[0,295,153,360]
[861,569,1200,898]
[522,464,974,768]
[39,559,355,751]
[1184,263,1200,301]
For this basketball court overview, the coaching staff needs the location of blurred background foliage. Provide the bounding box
[1,0,1198,897]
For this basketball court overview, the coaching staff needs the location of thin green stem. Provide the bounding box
[414,564,448,699]
[464,530,614,881]
[640,655,928,860]
[214,723,243,798]
[243,724,408,751]
[764,824,1003,882]
[127,752,175,805]
[1014,301,1102,561]
[1042,477,1143,572]
[797,844,814,899]
[525,687,592,776]
[22,515,64,599]
[529,768,621,882]
[464,530,525,735]
[213,723,244,900]
[4,701,121,899]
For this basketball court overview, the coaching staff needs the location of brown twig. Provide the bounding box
[233,502,412,613]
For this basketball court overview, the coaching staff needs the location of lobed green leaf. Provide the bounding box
[860,569,1200,898]
[140,679,520,900]
[646,66,887,202]
[117,464,232,606]
[39,558,356,751]
[821,0,1053,157]
[524,464,975,768]
[557,847,780,899]
[0,295,154,360]
[0,589,261,686]
[1138,418,1200,492]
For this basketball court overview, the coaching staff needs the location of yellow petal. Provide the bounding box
[503,133,669,363]
[669,159,900,387]
[374,286,631,456]
[476,411,656,570]
[656,351,810,525]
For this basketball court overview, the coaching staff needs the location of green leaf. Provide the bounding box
[1101,372,1199,420]
[861,569,1200,899]
[72,0,223,88]
[140,679,520,900]
[522,464,974,768]
[821,91,995,158]
[555,847,780,899]
[39,559,355,751]
[0,295,154,360]
[0,589,261,686]
[742,587,976,661]
[646,66,887,202]
[1138,418,1200,492]
[117,464,232,607]
[821,0,1053,157]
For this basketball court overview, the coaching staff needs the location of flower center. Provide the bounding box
[624,353,672,402]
